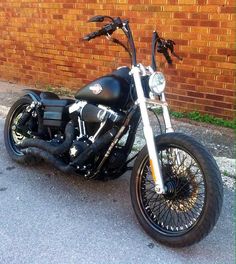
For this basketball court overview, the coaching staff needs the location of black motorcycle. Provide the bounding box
[4,16,223,247]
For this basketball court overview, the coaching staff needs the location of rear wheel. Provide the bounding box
[4,96,39,164]
[130,133,223,247]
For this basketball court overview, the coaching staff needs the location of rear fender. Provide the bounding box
[22,89,59,103]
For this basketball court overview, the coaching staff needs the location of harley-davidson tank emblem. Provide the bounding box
[89,83,103,95]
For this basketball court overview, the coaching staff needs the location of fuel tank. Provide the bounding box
[75,68,131,110]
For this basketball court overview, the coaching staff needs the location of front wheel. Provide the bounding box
[130,133,223,247]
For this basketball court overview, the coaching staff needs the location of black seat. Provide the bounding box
[40,92,60,100]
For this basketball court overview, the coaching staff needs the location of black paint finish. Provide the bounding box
[75,75,131,110]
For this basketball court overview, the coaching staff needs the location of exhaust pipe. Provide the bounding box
[22,147,73,173]
[22,126,118,174]
[20,122,75,155]
[70,127,118,168]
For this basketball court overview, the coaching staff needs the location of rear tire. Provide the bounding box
[4,96,39,164]
[130,133,223,247]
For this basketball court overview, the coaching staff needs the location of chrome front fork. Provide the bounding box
[160,93,174,133]
[131,66,164,194]
[131,66,173,194]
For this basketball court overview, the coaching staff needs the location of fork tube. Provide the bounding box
[131,66,165,194]
[160,93,174,133]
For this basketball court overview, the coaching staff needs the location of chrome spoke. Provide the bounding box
[140,146,206,234]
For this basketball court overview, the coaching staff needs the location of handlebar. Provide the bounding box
[151,32,158,71]
[83,30,103,41]
[83,23,116,41]
[83,17,123,41]
[83,15,182,67]
[83,16,137,65]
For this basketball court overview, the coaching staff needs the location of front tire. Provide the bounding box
[130,133,223,247]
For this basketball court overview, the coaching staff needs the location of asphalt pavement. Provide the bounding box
[0,116,235,264]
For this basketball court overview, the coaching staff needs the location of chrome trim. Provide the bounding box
[69,101,87,114]
[131,65,165,194]
[145,98,168,107]
[77,116,86,139]
[160,93,174,133]
[89,121,106,143]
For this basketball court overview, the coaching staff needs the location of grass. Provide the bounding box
[170,110,236,130]
[223,170,230,177]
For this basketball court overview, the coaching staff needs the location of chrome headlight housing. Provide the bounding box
[148,72,166,95]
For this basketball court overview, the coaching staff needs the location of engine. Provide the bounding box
[68,100,124,159]
[65,101,126,176]
[69,137,91,161]
[16,92,128,180]
[69,101,124,124]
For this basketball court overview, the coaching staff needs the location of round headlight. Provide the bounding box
[148,72,166,95]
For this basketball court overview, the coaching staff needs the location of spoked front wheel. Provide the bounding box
[130,133,223,247]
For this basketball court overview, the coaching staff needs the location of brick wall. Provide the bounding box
[0,1,235,119]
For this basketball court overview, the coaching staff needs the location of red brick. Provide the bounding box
[180,20,199,26]
[190,53,207,60]
[195,98,214,106]
[190,13,208,20]
[197,0,207,4]
[180,83,196,90]
[217,75,235,83]
[220,6,235,13]
[197,73,216,81]
[204,106,224,114]
[199,21,220,27]
[218,49,236,56]
[178,70,197,78]
[187,91,204,98]
[187,79,204,86]
[63,3,74,8]
[179,96,195,103]
[0,1,234,120]
[206,81,224,89]
[53,14,63,19]
[213,101,233,109]
[173,13,188,19]
[205,94,223,101]
[209,55,227,62]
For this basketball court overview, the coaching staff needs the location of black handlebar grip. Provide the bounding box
[83,30,101,41]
